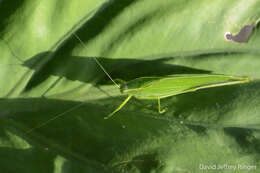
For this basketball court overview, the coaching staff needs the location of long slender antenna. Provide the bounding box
[26,33,120,133]
[26,102,86,133]
[73,33,120,88]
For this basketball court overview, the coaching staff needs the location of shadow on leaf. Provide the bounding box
[22,52,210,93]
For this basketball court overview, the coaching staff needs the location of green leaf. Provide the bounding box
[1,0,260,172]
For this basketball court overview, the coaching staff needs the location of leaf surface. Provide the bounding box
[1,0,260,172]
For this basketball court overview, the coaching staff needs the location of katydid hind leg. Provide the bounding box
[157,97,166,114]
[104,95,133,119]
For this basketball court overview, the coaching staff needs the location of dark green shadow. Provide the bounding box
[22,52,210,92]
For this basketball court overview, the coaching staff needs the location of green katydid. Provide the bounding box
[73,34,249,119]
[26,34,249,133]
[103,75,248,119]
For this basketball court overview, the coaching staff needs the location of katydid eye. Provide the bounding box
[120,84,128,92]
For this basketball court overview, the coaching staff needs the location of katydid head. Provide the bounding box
[120,83,128,94]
